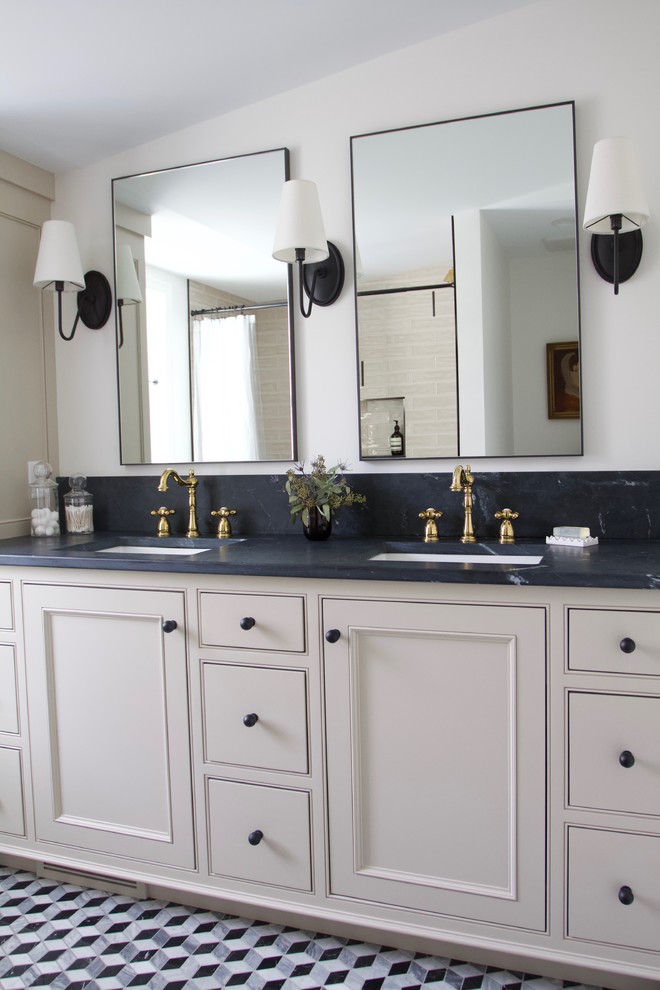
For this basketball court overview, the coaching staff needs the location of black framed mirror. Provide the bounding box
[112,148,296,464]
[351,102,581,459]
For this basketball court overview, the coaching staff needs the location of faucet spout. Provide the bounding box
[157,468,200,538]
[450,464,476,543]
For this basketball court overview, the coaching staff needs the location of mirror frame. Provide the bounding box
[111,148,297,465]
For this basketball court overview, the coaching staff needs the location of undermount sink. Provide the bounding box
[75,536,246,556]
[370,542,544,566]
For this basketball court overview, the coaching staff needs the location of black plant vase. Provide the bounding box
[303,507,332,541]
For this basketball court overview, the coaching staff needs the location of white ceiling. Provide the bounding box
[3,0,539,174]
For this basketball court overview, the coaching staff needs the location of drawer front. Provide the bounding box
[199,592,305,652]
[0,644,18,734]
[0,582,13,630]
[202,662,309,773]
[0,746,25,836]
[568,692,660,817]
[207,778,311,890]
[567,826,660,953]
[568,608,660,675]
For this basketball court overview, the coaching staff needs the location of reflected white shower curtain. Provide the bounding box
[192,313,262,460]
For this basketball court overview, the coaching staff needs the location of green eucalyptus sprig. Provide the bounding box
[285,455,367,526]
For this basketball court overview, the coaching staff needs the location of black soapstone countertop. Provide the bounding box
[0,532,660,590]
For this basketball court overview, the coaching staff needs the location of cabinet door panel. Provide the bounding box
[207,777,312,890]
[23,583,194,868]
[567,826,660,953]
[568,692,660,816]
[0,644,18,733]
[323,598,546,930]
[199,592,305,652]
[0,582,13,629]
[202,662,308,772]
[568,608,660,676]
[0,746,25,836]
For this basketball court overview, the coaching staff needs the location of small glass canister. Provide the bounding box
[64,474,94,534]
[29,461,61,537]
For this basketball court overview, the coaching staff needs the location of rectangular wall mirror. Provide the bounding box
[112,148,296,464]
[351,102,582,460]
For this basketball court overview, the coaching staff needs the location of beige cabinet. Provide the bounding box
[322,596,547,930]
[22,581,195,868]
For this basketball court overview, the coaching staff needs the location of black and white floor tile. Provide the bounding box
[0,866,609,990]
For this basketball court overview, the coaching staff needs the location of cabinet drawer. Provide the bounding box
[0,746,25,836]
[568,608,660,675]
[207,778,311,890]
[568,692,660,816]
[202,662,308,772]
[0,582,13,630]
[0,644,18,733]
[199,592,305,652]
[567,826,660,953]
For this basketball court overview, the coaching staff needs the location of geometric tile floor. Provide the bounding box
[0,865,610,990]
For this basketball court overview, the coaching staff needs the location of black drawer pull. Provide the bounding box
[619,750,635,768]
[618,885,634,905]
[162,620,177,633]
[248,829,263,846]
[619,637,636,654]
[243,713,259,728]
[240,616,256,630]
[325,628,341,643]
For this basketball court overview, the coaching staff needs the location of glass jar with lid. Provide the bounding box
[64,474,94,534]
[29,461,60,537]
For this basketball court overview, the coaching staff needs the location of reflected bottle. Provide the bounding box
[390,420,404,456]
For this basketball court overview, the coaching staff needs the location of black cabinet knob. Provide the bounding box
[619,750,635,768]
[618,885,634,905]
[162,620,177,633]
[243,713,259,728]
[240,616,256,630]
[248,829,263,846]
[619,637,636,654]
[325,629,341,643]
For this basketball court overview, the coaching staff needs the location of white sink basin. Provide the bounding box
[85,536,247,556]
[370,550,543,566]
[97,545,212,556]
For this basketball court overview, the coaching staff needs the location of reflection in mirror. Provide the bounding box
[351,102,581,459]
[112,148,296,464]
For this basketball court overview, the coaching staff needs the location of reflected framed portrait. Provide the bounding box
[547,341,580,419]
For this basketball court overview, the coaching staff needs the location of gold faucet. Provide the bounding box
[495,508,519,544]
[418,508,443,543]
[449,464,476,543]
[158,468,200,538]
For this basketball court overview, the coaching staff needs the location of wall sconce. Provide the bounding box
[33,220,112,341]
[583,137,650,294]
[115,244,143,349]
[272,179,344,318]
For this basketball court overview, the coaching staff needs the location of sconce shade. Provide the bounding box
[583,137,650,233]
[272,179,329,264]
[116,245,142,304]
[33,220,85,291]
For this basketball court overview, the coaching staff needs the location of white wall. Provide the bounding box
[53,0,660,476]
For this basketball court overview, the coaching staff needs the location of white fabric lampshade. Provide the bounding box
[33,220,85,291]
[272,179,329,264]
[116,244,143,304]
[583,137,650,234]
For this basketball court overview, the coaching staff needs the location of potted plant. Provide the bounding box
[285,455,366,540]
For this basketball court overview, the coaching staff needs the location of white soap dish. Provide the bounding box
[546,535,599,548]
